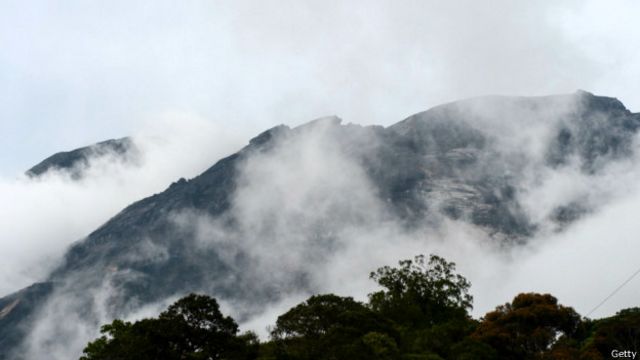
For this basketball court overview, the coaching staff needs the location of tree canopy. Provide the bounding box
[368,254,473,327]
[472,293,581,360]
[270,294,397,360]
[80,294,257,360]
[80,254,638,360]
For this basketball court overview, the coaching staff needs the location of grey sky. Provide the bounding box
[1,0,639,175]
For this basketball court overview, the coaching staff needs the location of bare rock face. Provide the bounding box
[2,91,639,359]
[26,137,138,179]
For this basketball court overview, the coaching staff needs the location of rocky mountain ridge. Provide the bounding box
[1,91,639,359]
[26,137,137,179]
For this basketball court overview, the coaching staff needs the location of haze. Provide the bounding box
[2,0,640,175]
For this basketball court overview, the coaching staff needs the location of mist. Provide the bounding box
[165,97,640,338]
[3,1,640,175]
[9,92,640,359]
[0,114,243,297]
[2,1,640,358]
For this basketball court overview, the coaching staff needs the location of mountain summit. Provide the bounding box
[1,91,639,359]
[26,137,137,179]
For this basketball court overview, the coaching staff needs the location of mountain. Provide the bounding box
[1,91,639,359]
[26,137,137,179]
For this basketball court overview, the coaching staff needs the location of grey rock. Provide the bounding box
[26,137,137,179]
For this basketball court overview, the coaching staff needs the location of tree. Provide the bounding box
[581,307,640,358]
[80,294,257,360]
[361,332,400,360]
[472,293,581,360]
[270,294,397,360]
[368,254,473,328]
[159,293,243,358]
[366,254,476,359]
[80,318,168,360]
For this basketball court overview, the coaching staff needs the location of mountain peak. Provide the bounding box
[5,92,640,358]
[574,89,629,114]
[26,137,136,179]
[296,115,342,128]
[248,124,290,147]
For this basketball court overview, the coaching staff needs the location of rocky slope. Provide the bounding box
[1,91,638,359]
[26,137,137,179]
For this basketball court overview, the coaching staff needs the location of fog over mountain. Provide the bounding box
[1,91,640,359]
[0,116,243,298]
[25,137,138,179]
[4,1,640,177]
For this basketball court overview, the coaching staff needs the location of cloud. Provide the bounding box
[14,93,640,358]
[3,1,640,355]
[0,114,243,297]
[163,95,640,339]
[2,0,640,175]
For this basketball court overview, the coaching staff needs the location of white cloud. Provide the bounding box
[3,1,640,356]
[14,95,640,358]
[0,114,243,297]
[2,1,640,174]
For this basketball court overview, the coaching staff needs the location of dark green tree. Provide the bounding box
[367,254,476,359]
[581,307,640,358]
[269,294,397,360]
[79,254,640,360]
[80,293,257,360]
[368,254,473,327]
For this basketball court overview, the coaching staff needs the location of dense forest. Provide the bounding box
[79,255,639,360]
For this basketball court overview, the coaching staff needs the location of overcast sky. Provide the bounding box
[1,0,640,175]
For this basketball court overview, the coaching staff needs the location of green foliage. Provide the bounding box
[361,332,400,360]
[449,338,498,360]
[269,294,397,360]
[581,307,640,358]
[369,254,473,328]
[404,318,478,358]
[366,255,476,358]
[80,293,257,360]
[79,254,639,360]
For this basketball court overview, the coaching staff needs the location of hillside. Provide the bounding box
[1,91,638,359]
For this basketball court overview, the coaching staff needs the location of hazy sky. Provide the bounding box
[2,0,640,175]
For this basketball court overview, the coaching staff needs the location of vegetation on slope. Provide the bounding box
[80,255,639,360]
